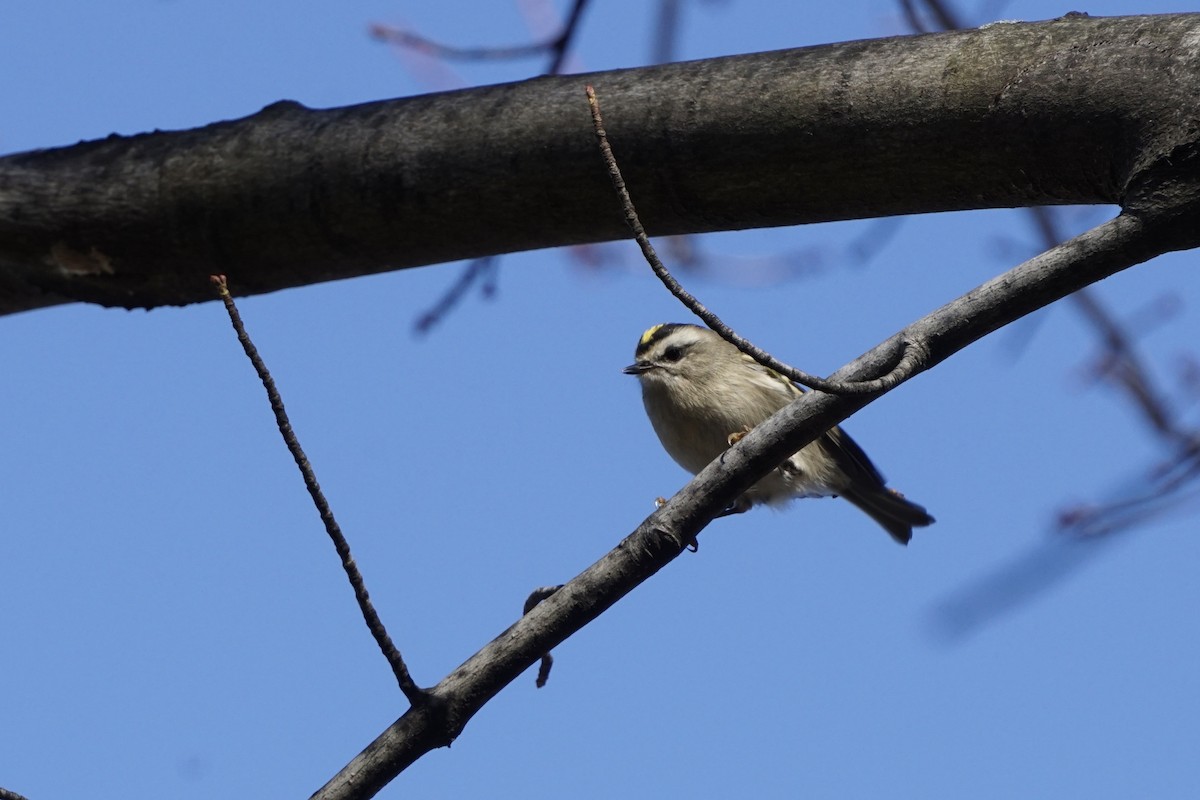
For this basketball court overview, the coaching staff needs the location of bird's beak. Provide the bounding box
[623,360,653,375]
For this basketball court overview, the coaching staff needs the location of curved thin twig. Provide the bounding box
[584,85,926,395]
[370,0,590,74]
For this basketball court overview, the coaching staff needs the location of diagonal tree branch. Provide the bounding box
[311,208,1169,799]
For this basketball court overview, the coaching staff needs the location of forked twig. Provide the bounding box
[209,275,425,706]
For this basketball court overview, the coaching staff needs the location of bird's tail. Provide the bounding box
[841,487,935,545]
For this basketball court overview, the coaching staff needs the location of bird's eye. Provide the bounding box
[662,345,684,362]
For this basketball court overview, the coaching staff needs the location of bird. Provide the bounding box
[623,323,934,544]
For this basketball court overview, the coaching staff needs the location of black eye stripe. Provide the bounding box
[635,323,692,357]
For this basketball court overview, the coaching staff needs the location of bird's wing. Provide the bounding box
[818,425,888,489]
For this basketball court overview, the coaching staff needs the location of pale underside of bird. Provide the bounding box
[624,323,934,545]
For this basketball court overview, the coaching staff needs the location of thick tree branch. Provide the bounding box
[3,13,1200,315]
[311,209,1167,800]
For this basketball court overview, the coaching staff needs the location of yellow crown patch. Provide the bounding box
[640,324,665,346]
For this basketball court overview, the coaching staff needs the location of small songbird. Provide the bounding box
[623,323,934,544]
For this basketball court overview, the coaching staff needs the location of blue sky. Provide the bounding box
[3,2,1199,799]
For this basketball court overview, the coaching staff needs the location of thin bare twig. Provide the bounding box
[546,0,592,75]
[584,85,926,395]
[1028,207,1200,536]
[413,257,498,336]
[387,1,592,334]
[370,0,590,73]
[915,0,965,29]
[651,0,683,64]
[369,25,551,61]
[209,275,426,706]
[1027,209,1183,444]
[898,0,931,32]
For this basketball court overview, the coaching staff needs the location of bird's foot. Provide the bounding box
[715,496,753,518]
[726,426,754,446]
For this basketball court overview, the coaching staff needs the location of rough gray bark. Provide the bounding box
[2,13,1199,316]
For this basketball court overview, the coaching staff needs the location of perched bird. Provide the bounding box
[623,323,934,544]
